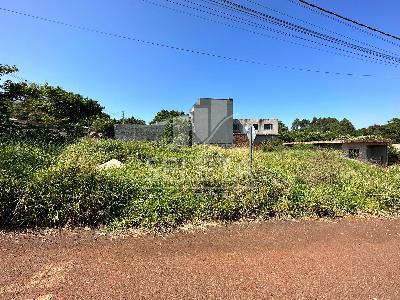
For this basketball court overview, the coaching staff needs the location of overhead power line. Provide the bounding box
[203,0,400,63]
[0,6,377,77]
[157,0,398,66]
[141,0,397,67]
[244,0,398,57]
[298,0,400,42]
[287,0,400,48]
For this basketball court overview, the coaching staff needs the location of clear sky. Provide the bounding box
[0,0,399,128]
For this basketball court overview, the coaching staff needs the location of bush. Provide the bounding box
[388,145,400,165]
[90,117,115,138]
[261,137,284,152]
[1,139,400,230]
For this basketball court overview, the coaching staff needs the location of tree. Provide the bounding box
[287,117,357,142]
[356,119,400,142]
[384,118,400,143]
[337,118,356,135]
[0,64,18,79]
[310,117,334,132]
[150,109,184,124]
[121,116,146,125]
[0,65,19,123]
[291,118,311,131]
[278,120,289,134]
[2,81,106,130]
[91,116,115,138]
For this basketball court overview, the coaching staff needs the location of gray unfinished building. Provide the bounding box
[191,98,233,146]
[114,97,279,147]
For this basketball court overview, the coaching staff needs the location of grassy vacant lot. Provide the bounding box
[1,139,399,230]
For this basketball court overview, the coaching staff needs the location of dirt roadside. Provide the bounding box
[1,217,400,299]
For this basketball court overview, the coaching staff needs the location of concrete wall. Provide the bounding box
[114,124,165,141]
[367,145,388,165]
[341,142,388,165]
[234,119,279,136]
[191,98,233,146]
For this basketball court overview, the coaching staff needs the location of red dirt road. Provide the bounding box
[1,217,400,299]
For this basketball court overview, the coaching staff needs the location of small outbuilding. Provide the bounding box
[284,139,389,166]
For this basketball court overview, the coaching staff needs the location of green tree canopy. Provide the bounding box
[337,118,356,135]
[1,80,107,131]
[286,117,357,142]
[121,116,146,125]
[359,118,400,143]
[0,65,19,122]
[0,64,18,79]
[291,118,311,131]
[278,120,289,134]
[150,109,185,124]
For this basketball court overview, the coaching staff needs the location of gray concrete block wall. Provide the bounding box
[114,124,165,141]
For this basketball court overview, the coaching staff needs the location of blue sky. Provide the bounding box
[0,0,399,128]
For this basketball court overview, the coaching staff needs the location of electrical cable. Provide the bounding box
[142,0,398,67]
[298,0,400,42]
[0,6,376,77]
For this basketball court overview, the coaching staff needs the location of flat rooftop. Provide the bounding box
[283,140,388,146]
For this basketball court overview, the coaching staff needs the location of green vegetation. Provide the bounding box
[358,118,400,143]
[1,64,399,230]
[0,64,147,139]
[280,117,400,143]
[1,139,399,230]
[150,109,185,124]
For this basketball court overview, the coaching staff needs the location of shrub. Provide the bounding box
[1,139,400,230]
[90,117,115,138]
[261,137,284,152]
[388,145,400,165]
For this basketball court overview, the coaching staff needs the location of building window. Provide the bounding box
[253,124,258,130]
[233,123,240,132]
[264,124,273,130]
[349,148,360,158]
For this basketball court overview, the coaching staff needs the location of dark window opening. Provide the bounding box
[253,124,258,130]
[233,123,240,132]
[349,148,360,158]
[264,124,273,130]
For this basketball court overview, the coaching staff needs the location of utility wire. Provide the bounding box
[0,6,375,77]
[143,0,397,67]
[204,0,400,63]
[161,0,399,66]
[287,0,400,48]
[185,0,398,63]
[244,0,398,57]
[298,0,400,42]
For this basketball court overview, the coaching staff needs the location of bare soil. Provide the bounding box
[1,217,400,299]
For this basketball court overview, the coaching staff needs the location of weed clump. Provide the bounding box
[0,139,399,230]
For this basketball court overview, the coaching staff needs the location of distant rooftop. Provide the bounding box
[284,139,388,146]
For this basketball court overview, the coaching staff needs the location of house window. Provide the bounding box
[253,124,258,130]
[264,124,273,130]
[233,123,240,132]
[349,148,360,158]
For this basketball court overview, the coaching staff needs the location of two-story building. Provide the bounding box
[233,119,279,145]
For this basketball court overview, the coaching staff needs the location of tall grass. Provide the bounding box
[0,139,399,230]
